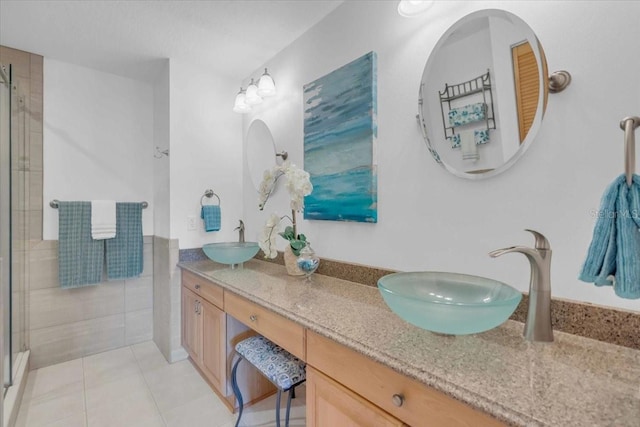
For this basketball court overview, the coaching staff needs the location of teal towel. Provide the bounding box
[201,205,221,232]
[448,102,486,127]
[58,201,104,288]
[579,174,640,299]
[106,202,143,280]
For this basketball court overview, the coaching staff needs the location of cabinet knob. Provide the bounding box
[249,315,257,322]
[392,394,404,407]
[195,284,201,290]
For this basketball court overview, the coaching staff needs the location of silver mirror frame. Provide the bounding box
[418,9,547,180]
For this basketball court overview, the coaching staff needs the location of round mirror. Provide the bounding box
[418,9,548,179]
[246,119,277,191]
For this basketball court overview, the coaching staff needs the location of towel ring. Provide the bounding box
[201,189,221,206]
[620,116,639,187]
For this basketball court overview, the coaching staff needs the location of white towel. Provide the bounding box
[460,130,479,161]
[91,200,116,240]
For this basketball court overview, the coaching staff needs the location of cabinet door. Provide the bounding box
[182,287,201,362]
[200,298,226,393]
[307,367,404,427]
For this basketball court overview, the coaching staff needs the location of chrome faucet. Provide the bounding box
[489,229,553,342]
[235,220,245,243]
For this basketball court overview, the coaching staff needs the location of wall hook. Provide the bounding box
[154,147,169,158]
[276,150,288,161]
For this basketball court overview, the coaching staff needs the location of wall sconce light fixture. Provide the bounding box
[233,68,277,114]
[397,0,434,17]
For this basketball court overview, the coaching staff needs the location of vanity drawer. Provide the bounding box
[307,331,505,427]
[224,291,305,361]
[182,270,224,309]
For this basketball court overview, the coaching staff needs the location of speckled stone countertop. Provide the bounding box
[178,259,640,427]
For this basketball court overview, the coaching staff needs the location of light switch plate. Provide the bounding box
[187,215,198,231]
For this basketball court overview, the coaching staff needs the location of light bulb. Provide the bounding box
[397,0,434,17]
[245,78,263,106]
[257,68,276,97]
[233,87,251,114]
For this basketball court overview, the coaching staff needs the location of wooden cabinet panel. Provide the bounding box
[307,367,404,427]
[224,291,305,360]
[181,287,201,362]
[200,298,226,392]
[307,331,505,427]
[182,270,224,308]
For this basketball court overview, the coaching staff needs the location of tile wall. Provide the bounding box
[153,236,186,363]
[28,237,154,369]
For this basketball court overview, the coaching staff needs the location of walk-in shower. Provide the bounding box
[1,62,28,409]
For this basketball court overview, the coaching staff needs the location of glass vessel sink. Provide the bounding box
[202,242,260,267]
[378,272,522,335]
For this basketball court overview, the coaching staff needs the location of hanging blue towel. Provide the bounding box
[106,202,143,280]
[201,205,221,232]
[58,201,104,288]
[579,174,640,299]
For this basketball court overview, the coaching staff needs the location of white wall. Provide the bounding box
[242,0,640,312]
[153,60,171,239]
[43,59,154,239]
[168,59,243,248]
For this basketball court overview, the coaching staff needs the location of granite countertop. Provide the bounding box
[178,259,640,427]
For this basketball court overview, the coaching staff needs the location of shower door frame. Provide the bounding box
[1,63,13,393]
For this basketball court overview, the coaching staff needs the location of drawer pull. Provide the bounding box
[249,315,257,322]
[392,394,404,407]
[195,284,201,290]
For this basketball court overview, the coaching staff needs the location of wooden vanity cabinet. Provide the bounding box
[307,367,405,427]
[181,270,275,411]
[181,272,226,393]
[306,331,506,427]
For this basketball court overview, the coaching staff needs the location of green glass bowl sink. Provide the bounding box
[378,272,522,335]
[202,242,259,266]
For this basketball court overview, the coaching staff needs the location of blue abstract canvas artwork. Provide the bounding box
[303,51,378,223]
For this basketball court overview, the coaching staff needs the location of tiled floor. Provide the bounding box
[16,341,306,427]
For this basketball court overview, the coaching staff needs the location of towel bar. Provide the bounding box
[620,116,640,187]
[49,200,148,209]
[200,189,221,206]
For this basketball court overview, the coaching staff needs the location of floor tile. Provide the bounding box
[21,358,84,401]
[15,381,85,427]
[131,340,169,373]
[17,341,306,427]
[162,392,234,427]
[45,412,87,427]
[83,346,141,388]
[86,381,164,427]
[84,373,151,412]
[143,359,213,414]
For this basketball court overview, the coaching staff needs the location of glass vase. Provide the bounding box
[296,243,320,282]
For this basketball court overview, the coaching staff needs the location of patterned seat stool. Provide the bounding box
[231,335,306,427]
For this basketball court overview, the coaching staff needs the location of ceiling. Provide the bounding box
[0,0,344,82]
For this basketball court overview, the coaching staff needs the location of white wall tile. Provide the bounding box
[29,314,125,369]
[125,308,153,345]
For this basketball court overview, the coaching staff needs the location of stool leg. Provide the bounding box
[275,389,282,427]
[231,357,244,427]
[285,386,294,427]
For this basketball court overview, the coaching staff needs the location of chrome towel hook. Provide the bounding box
[620,116,640,187]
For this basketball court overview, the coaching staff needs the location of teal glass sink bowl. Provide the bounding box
[202,242,260,266]
[378,272,522,335]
